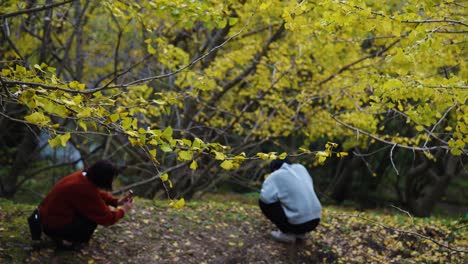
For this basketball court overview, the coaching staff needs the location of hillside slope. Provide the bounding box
[0,195,466,263]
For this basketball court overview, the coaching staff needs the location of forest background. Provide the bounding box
[0,0,467,219]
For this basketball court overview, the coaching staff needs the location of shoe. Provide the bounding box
[295,233,308,240]
[55,240,75,251]
[270,230,296,243]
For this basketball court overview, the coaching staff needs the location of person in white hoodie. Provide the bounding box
[259,158,321,243]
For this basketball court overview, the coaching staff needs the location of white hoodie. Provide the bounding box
[260,163,322,224]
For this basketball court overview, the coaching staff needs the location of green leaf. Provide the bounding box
[383,79,403,90]
[228,17,238,26]
[162,126,173,140]
[160,143,172,152]
[192,138,205,149]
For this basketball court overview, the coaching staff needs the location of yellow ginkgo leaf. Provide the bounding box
[48,133,71,148]
[213,151,226,160]
[220,160,234,170]
[24,112,51,126]
[160,173,169,182]
[190,160,198,170]
[171,198,185,209]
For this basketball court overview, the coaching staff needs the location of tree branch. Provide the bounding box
[317,38,401,86]
[2,18,26,64]
[331,115,451,152]
[0,0,76,20]
[423,104,457,148]
[2,12,254,95]
[112,161,190,195]
[402,19,468,27]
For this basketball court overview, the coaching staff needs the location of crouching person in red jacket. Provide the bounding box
[39,160,133,250]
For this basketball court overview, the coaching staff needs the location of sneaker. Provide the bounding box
[270,230,296,243]
[295,233,308,240]
[55,240,75,251]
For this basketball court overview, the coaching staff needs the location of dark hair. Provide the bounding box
[269,157,291,172]
[85,160,118,190]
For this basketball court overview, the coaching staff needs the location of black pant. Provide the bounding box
[43,215,97,243]
[259,200,320,234]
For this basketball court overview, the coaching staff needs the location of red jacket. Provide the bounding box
[40,170,124,230]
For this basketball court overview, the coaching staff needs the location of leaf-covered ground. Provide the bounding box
[0,194,466,264]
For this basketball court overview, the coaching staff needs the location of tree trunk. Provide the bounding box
[328,154,362,203]
[405,153,462,217]
[0,126,40,198]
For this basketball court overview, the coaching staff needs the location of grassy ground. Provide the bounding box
[0,194,466,263]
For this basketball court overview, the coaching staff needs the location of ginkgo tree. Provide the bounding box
[0,0,466,215]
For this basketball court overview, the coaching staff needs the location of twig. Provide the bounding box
[423,104,457,148]
[390,204,415,226]
[391,109,447,146]
[390,143,399,175]
[352,145,391,157]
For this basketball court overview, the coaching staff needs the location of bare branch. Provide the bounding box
[390,204,415,226]
[15,158,84,191]
[432,30,468,34]
[0,110,31,125]
[423,104,457,148]
[317,38,401,86]
[331,115,451,152]
[112,161,190,195]
[390,143,399,175]
[402,19,468,27]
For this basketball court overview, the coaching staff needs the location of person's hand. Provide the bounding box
[118,190,133,205]
[118,195,131,206]
[122,199,133,213]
